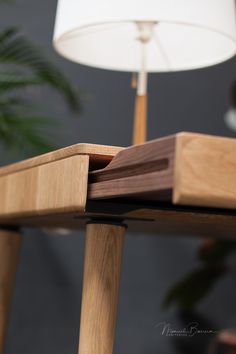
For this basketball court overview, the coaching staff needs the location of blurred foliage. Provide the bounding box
[164,240,236,310]
[0,11,81,155]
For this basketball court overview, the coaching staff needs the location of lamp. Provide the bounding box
[53,0,236,144]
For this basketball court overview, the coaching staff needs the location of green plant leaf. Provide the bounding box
[0,109,56,154]
[163,265,226,310]
[198,240,236,264]
[0,72,42,92]
[0,22,82,155]
[0,28,18,43]
[0,27,81,112]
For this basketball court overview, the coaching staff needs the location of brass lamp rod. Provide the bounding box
[133,22,154,145]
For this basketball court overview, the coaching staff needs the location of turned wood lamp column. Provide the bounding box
[133,22,153,145]
[78,222,126,354]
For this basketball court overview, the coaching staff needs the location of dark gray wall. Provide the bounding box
[1,1,236,353]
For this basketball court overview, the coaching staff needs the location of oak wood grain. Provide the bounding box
[0,229,21,354]
[0,132,236,233]
[0,143,122,177]
[0,155,89,218]
[78,223,125,354]
[173,132,236,209]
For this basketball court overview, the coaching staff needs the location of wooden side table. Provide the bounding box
[1,132,236,354]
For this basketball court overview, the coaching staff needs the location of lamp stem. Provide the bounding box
[133,22,153,145]
[138,41,148,96]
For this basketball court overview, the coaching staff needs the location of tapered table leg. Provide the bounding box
[0,228,21,354]
[78,221,126,354]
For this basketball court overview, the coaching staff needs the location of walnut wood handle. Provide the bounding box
[133,94,147,145]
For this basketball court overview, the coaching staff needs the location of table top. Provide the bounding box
[0,132,236,239]
[0,143,122,177]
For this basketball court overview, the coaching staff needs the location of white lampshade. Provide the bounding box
[53,0,236,72]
